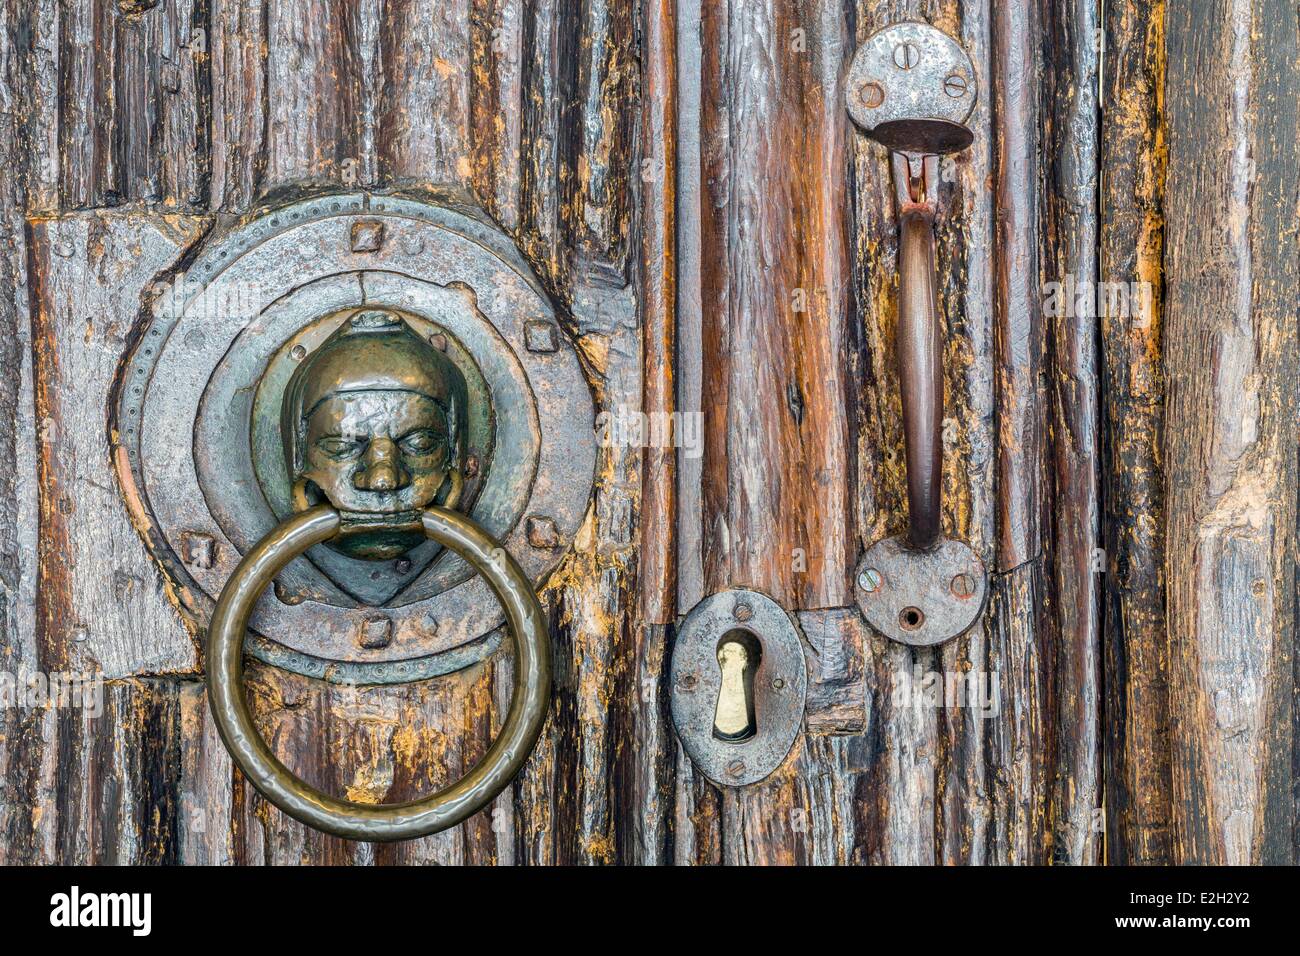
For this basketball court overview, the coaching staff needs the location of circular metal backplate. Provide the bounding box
[854,536,988,647]
[846,21,977,153]
[669,589,808,788]
[114,193,596,683]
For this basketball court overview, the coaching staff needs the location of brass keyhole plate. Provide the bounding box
[113,193,596,683]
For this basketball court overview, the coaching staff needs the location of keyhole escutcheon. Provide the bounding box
[712,630,762,741]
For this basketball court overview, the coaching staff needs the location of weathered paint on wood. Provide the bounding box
[0,0,1297,866]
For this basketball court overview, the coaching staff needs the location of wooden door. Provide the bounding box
[0,0,1295,866]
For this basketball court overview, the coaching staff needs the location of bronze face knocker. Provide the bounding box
[206,308,551,842]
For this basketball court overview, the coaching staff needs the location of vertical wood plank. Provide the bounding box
[987,0,1052,863]
[1100,0,1172,865]
[696,0,852,610]
[377,0,473,189]
[517,0,578,296]
[261,0,358,194]
[637,0,676,625]
[469,0,523,227]
[208,0,266,211]
[57,1,203,209]
[1162,0,1298,865]
[1042,0,1101,864]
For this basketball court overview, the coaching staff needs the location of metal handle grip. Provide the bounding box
[894,153,943,552]
[206,504,550,842]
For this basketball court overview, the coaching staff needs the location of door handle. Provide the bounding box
[846,22,989,646]
[894,152,944,552]
[206,309,551,841]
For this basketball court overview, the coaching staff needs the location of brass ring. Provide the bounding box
[206,504,550,841]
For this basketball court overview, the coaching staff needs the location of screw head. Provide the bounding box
[893,42,919,70]
[858,568,882,593]
[726,759,746,778]
[950,573,975,599]
[944,72,968,97]
[733,602,753,622]
[858,80,885,108]
[290,344,307,361]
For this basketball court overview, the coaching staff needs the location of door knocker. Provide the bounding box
[846,22,989,646]
[208,310,548,840]
[113,194,596,838]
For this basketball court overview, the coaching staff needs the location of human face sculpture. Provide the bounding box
[283,310,467,559]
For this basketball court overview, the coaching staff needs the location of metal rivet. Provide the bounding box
[291,344,307,360]
[858,568,882,593]
[395,557,412,574]
[526,515,560,549]
[523,320,560,353]
[358,615,393,650]
[677,672,698,692]
[429,332,448,351]
[350,220,385,252]
[771,677,785,691]
[180,530,216,570]
[465,453,480,478]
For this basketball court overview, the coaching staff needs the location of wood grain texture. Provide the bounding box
[635,0,677,627]
[1042,0,1101,865]
[693,0,853,611]
[1162,0,1298,865]
[1,0,1298,866]
[29,211,208,678]
[1099,0,1172,865]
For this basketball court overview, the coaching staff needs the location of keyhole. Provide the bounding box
[712,630,762,741]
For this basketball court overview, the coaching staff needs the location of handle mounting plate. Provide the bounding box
[855,536,988,647]
[846,21,977,154]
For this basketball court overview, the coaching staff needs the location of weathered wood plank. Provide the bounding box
[637,0,676,625]
[29,210,208,677]
[1042,0,1101,865]
[1162,0,1298,865]
[469,0,523,227]
[517,0,578,298]
[208,0,267,211]
[1099,0,1171,865]
[56,1,203,210]
[261,0,358,195]
[987,0,1053,863]
[377,0,473,189]
[848,1,1001,865]
[695,0,852,611]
